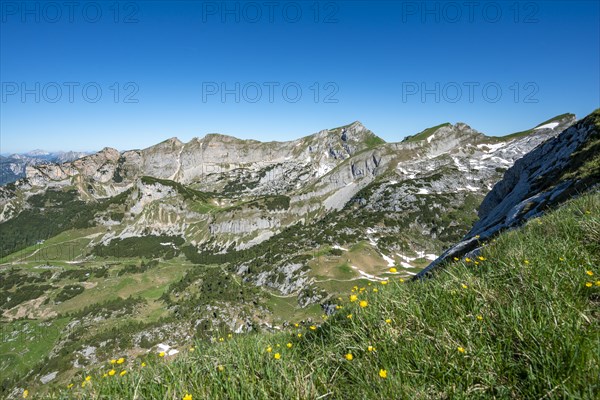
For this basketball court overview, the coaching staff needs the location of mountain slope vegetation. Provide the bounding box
[26,189,598,399]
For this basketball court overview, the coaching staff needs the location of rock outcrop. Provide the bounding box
[416,109,599,278]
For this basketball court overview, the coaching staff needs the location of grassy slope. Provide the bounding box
[494,113,575,141]
[38,190,599,399]
[403,123,451,143]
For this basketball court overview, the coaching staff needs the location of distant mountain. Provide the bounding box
[0,150,91,185]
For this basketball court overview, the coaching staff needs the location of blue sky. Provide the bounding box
[1,0,599,153]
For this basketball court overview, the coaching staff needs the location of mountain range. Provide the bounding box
[1,110,599,395]
[0,150,91,186]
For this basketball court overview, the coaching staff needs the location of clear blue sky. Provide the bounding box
[1,0,599,153]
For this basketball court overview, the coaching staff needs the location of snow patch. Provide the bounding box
[381,254,395,267]
[397,253,416,262]
[534,122,559,130]
[477,142,506,152]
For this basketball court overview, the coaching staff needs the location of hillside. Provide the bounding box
[16,189,598,399]
[418,109,600,278]
[0,112,588,397]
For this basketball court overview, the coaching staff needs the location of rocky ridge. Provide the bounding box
[416,109,600,278]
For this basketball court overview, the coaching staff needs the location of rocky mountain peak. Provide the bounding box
[416,109,599,279]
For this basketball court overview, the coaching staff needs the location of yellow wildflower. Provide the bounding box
[379,369,387,379]
[287,342,293,348]
[22,390,28,399]
[457,347,465,353]
[381,280,388,285]
[524,260,530,265]
[217,365,224,372]
[159,352,165,357]
[266,346,272,353]
[389,267,397,273]
[335,305,342,309]
[81,382,86,388]
[476,315,483,321]
[110,359,116,364]
[297,333,302,338]
[453,257,459,261]
[373,288,379,292]
[108,369,116,376]
[183,394,193,400]
[585,282,593,287]
[345,353,353,361]
[385,318,392,324]
[67,383,73,389]
[219,337,224,342]
[274,353,281,360]
[347,314,352,319]
[461,284,468,289]
[465,258,472,263]
[228,334,232,338]
[85,375,91,381]
[309,325,317,331]
[117,357,125,364]
[141,362,146,367]
[120,370,127,377]
[359,300,368,308]
[586,270,594,276]
[349,295,358,302]
[399,278,405,283]
[294,323,299,328]
[478,256,486,261]
[559,257,565,261]
[367,346,376,352]
[102,374,107,378]
[596,281,600,286]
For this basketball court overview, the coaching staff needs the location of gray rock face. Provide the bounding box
[416,110,599,278]
[0,150,89,186]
